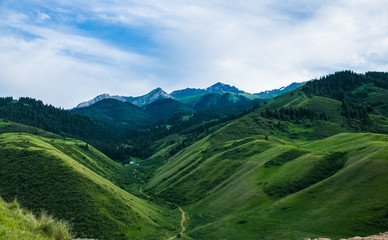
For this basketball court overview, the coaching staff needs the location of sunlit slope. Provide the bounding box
[0,198,73,240]
[146,129,388,239]
[0,131,178,240]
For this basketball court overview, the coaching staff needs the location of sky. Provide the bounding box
[1,0,388,108]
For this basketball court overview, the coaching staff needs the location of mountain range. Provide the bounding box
[0,71,387,239]
[75,81,304,109]
[71,82,303,133]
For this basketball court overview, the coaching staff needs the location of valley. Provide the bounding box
[0,71,387,239]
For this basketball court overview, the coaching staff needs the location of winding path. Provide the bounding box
[178,207,187,236]
[166,206,189,240]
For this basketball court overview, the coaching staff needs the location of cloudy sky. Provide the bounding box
[1,0,388,108]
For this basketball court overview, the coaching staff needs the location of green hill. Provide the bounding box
[0,121,178,240]
[72,98,153,129]
[145,129,388,239]
[143,71,388,239]
[0,97,135,163]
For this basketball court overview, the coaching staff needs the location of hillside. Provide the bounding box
[146,130,388,239]
[0,121,179,240]
[143,71,388,239]
[0,97,132,162]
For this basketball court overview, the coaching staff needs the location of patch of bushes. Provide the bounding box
[219,142,270,160]
[264,152,348,197]
[265,149,307,167]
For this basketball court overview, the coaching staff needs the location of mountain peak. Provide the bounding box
[131,88,173,107]
[76,93,111,108]
[75,93,127,108]
[150,87,165,93]
[207,82,245,94]
[253,82,306,99]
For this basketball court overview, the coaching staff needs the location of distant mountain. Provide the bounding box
[170,82,247,107]
[254,82,305,99]
[72,98,153,128]
[131,88,172,107]
[171,82,245,100]
[75,88,173,109]
[76,94,126,108]
[207,82,246,94]
[194,92,260,116]
[170,88,208,99]
[72,97,196,130]
[144,98,195,121]
[75,81,301,109]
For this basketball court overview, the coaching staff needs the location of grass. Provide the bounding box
[146,128,388,239]
[0,125,179,240]
[0,198,73,240]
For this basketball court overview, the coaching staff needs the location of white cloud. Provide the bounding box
[1,0,388,107]
[38,12,51,21]
[0,8,159,108]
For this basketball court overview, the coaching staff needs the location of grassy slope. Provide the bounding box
[146,129,388,239]
[144,83,388,239]
[0,198,73,240]
[0,122,179,240]
[188,133,388,239]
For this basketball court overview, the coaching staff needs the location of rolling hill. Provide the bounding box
[145,130,388,239]
[142,71,388,239]
[0,120,179,240]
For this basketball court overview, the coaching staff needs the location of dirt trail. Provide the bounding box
[166,206,189,240]
[178,206,187,236]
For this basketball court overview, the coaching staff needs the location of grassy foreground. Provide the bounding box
[0,198,73,240]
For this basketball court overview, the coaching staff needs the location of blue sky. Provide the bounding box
[1,0,388,108]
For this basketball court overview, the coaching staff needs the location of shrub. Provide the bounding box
[265,152,348,197]
[265,149,307,167]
